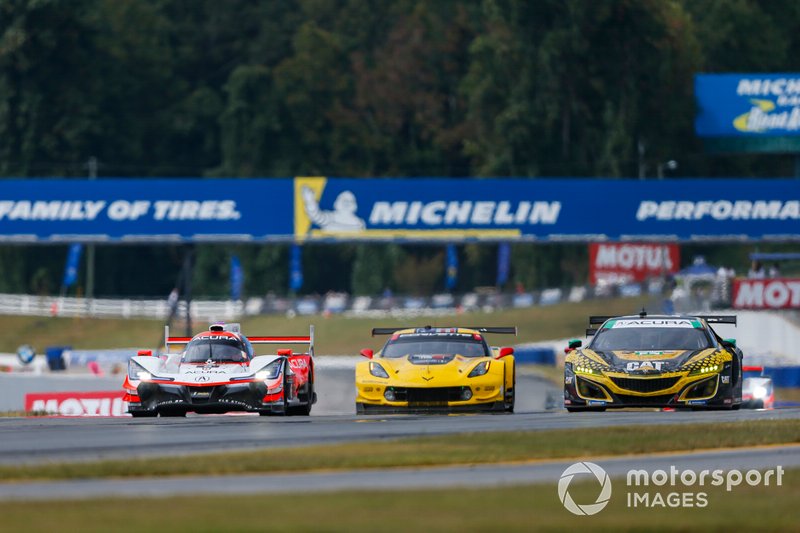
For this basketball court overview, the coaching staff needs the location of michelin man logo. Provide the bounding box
[301,186,365,232]
[558,461,612,516]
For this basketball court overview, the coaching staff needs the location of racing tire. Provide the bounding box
[356,403,367,415]
[130,411,157,418]
[276,360,290,416]
[287,373,313,416]
[504,367,516,413]
[566,407,606,412]
[160,411,186,417]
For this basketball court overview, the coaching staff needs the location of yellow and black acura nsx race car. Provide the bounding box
[356,326,517,413]
[564,312,743,412]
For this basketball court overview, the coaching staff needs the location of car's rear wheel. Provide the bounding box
[287,372,313,416]
[356,403,367,414]
[130,411,157,418]
[160,411,186,417]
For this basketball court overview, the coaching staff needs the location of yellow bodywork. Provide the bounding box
[566,346,733,402]
[355,327,515,410]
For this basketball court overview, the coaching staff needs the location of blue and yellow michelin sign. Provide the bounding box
[696,73,800,136]
[293,177,549,240]
[1,177,799,242]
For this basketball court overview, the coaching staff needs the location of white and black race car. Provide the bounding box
[123,323,316,417]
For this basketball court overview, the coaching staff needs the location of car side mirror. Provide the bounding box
[723,338,737,348]
[565,339,582,353]
[496,347,514,359]
[360,348,374,359]
[137,350,152,357]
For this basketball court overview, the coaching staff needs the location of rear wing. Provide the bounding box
[589,316,614,325]
[371,326,517,336]
[696,315,737,326]
[165,325,315,357]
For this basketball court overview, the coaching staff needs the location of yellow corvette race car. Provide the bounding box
[356,326,517,413]
[564,312,743,411]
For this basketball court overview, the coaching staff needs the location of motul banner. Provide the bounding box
[25,391,128,416]
[589,243,680,284]
[733,278,800,309]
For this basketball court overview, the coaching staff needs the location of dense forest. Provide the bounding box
[1,0,799,298]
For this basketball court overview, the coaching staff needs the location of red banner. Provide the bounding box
[25,391,128,417]
[589,243,680,284]
[733,278,800,309]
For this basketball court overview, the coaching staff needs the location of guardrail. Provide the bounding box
[0,282,653,321]
[0,294,247,321]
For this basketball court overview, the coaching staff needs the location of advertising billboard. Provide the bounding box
[695,73,800,137]
[732,278,800,309]
[0,177,798,243]
[589,243,680,284]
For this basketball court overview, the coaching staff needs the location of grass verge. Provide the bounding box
[0,470,797,532]
[778,387,800,404]
[0,419,798,482]
[0,296,651,354]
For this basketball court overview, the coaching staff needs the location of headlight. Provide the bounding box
[370,362,390,378]
[467,361,490,378]
[255,360,283,381]
[753,386,768,399]
[688,362,722,375]
[573,360,601,375]
[127,361,151,382]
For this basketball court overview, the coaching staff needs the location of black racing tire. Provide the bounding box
[287,371,313,416]
[278,360,290,416]
[160,411,186,417]
[356,403,367,415]
[504,366,516,413]
[566,407,606,413]
[130,411,157,418]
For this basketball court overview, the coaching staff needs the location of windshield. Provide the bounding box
[183,337,248,363]
[590,327,712,351]
[382,336,489,358]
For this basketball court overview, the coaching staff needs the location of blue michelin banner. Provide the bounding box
[0,179,293,242]
[0,177,799,242]
[295,177,800,242]
[695,73,800,136]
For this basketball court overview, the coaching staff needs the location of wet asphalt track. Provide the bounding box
[0,363,798,465]
[1,363,799,499]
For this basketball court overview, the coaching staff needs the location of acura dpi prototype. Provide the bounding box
[123,323,316,417]
[564,312,743,411]
[742,366,774,409]
[355,326,517,413]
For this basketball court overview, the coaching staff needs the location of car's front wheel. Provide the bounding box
[504,368,516,413]
[566,406,606,413]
